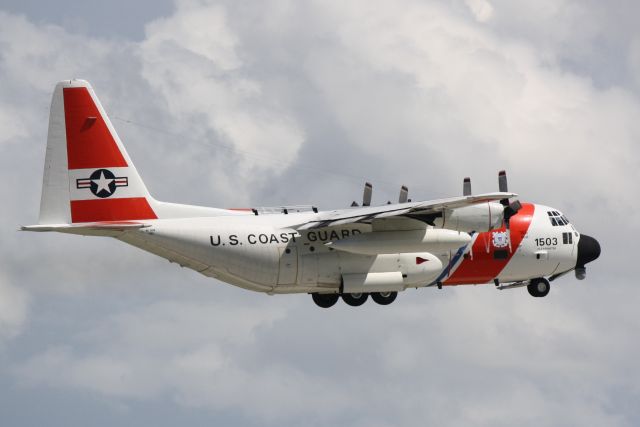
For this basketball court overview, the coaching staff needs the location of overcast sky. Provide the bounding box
[1,0,639,426]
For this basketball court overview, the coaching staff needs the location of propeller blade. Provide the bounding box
[498,170,509,206]
[503,200,522,252]
[498,170,508,192]
[463,177,472,196]
[362,182,372,207]
[399,185,408,203]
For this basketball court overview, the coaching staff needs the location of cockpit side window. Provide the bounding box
[548,211,569,226]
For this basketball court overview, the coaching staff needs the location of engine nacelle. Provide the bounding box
[434,203,504,233]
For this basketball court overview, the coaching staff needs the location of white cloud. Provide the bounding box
[0,11,114,92]
[629,37,640,91]
[12,286,640,425]
[301,0,640,215]
[465,0,494,22]
[0,274,29,344]
[144,2,241,70]
[0,105,28,145]
[14,299,358,421]
[140,1,305,177]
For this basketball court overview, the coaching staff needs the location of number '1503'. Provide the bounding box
[535,237,557,246]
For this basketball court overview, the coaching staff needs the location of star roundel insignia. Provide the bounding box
[76,169,128,198]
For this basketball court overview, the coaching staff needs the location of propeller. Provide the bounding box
[497,170,522,251]
[351,182,373,207]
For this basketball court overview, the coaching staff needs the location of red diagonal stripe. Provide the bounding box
[444,203,535,285]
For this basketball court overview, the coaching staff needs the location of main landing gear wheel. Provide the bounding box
[311,293,340,308]
[342,293,369,306]
[527,278,550,298]
[371,291,397,305]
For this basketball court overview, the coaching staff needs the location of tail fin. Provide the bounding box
[38,80,157,224]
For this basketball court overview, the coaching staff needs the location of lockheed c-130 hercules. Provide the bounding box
[23,80,601,308]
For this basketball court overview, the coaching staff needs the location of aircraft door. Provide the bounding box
[299,253,318,285]
[277,247,298,285]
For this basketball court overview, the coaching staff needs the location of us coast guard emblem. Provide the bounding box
[492,231,509,248]
[76,169,128,198]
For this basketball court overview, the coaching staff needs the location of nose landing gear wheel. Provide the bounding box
[311,293,340,308]
[371,291,398,305]
[342,292,369,306]
[527,278,550,297]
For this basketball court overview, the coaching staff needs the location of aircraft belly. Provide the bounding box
[123,225,282,288]
[118,231,207,270]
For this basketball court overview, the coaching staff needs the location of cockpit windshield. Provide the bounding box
[547,210,570,226]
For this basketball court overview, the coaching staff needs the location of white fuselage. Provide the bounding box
[116,202,580,294]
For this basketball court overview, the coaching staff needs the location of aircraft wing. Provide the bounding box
[295,192,515,230]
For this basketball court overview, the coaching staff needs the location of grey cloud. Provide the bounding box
[0,275,28,345]
[0,0,174,41]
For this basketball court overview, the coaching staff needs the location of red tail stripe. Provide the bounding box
[70,198,157,223]
[63,87,128,170]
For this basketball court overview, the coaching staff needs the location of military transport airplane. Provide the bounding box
[22,80,601,307]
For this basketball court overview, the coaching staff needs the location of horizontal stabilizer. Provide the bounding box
[21,222,149,235]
